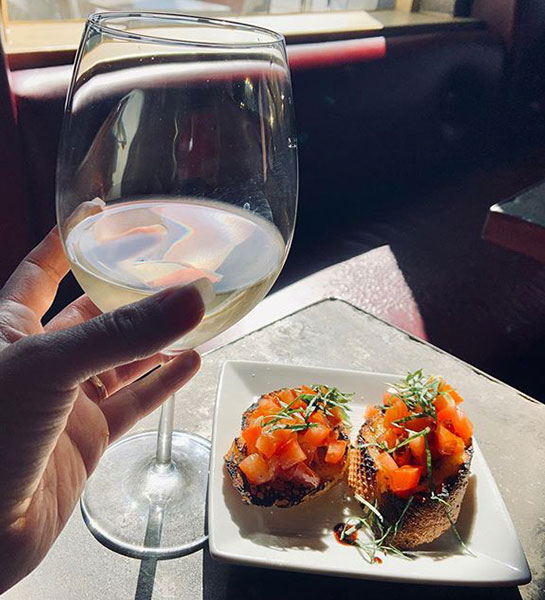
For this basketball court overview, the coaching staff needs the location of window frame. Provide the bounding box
[0,2,481,71]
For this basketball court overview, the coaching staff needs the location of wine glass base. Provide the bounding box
[81,430,210,559]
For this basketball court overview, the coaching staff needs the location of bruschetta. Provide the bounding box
[348,371,473,549]
[225,385,352,507]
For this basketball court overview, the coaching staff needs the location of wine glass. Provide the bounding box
[56,12,297,559]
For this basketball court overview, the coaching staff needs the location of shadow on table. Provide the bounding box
[133,502,164,600]
[202,550,522,600]
[134,558,158,600]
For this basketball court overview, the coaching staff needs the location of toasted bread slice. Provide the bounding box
[348,410,472,549]
[225,389,350,508]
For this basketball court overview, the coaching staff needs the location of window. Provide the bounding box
[1,0,475,70]
[6,1,397,21]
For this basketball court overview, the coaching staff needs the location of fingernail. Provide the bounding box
[65,197,105,230]
[177,349,200,369]
[170,349,201,377]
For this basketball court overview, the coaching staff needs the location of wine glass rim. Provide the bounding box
[87,11,285,49]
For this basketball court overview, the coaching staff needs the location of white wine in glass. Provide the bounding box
[65,198,286,350]
[56,12,297,558]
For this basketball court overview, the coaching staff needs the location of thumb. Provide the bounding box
[7,280,211,391]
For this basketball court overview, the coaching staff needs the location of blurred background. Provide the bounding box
[1,0,545,403]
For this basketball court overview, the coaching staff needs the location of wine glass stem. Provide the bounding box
[156,395,175,466]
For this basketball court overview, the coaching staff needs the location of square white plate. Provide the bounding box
[208,361,531,586]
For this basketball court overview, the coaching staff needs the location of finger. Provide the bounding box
[7,280,212,391]
[101,350,200,442]
[82,355,163,402]
[0,227,69,320]
[44,295,102,332]
[45,295,164,398]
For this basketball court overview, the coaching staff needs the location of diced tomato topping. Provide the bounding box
[434,393,455,413]
[404,415,433,432]
[291,463,320,488]
[248,414,265,428]
[259,397,281,412]
[301,423,331,447]
[376,452,398,473]
[390,465,422,494]
[438,380,464,404]
[327,429,339,443]
[436,424,465,456]
[380,428,398,450]
[437,404,457,424]
[449,390,464,404]
[277,438,307,469]
[383,391,396,406]
[308,411,328,426]
[241,423,262,453]
[384,399,410,431]
[356,377,473,495]
[437,378,449,392]
[408,434,426,460]
[252,398,280,419]
[239,454,273,485]
[453,410,473,444]
[255,433,281,458]
[328,406,344,426]
[255,428,295,458]
[272,428,296,445]
[437,404,472,445]
[365,405,381,420]
[277,389,294,405]
[299,440,317,463]
[325,440,347,464]
[394,447,412,467]
[427,433,441,460]
[236,385,354,490]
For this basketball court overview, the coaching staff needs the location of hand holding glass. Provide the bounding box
[56,12,297,558]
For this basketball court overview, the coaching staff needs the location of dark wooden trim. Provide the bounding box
[483,209,545,264]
